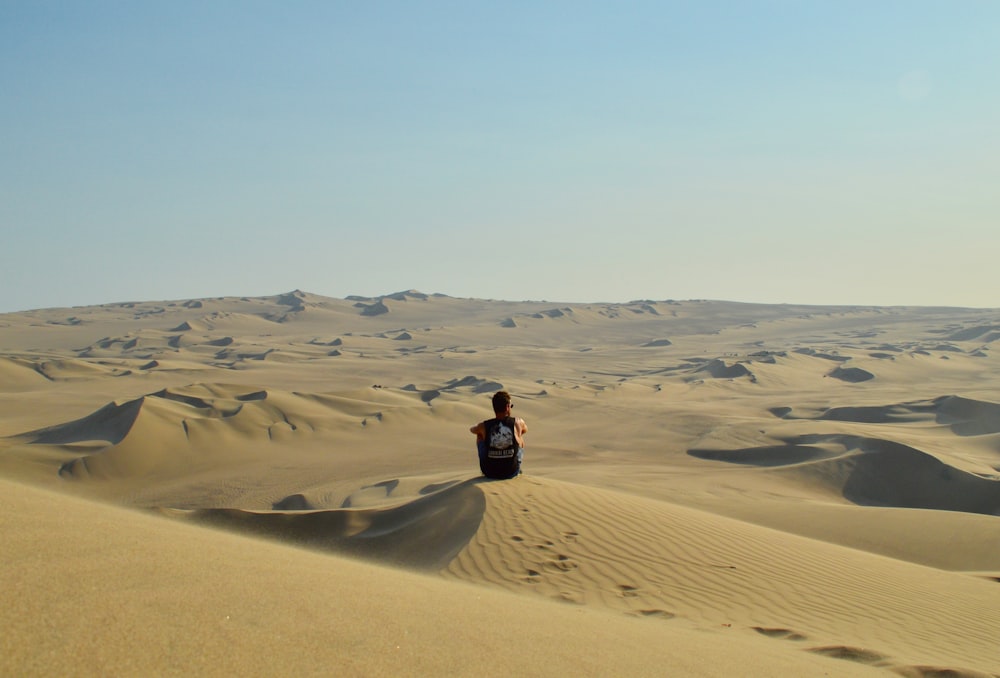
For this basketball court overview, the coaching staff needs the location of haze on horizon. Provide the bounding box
[2,2,998,314]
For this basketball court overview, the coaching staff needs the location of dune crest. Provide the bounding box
[17,384,364,482]
[692,434,1000,514]
[167,477,484,570]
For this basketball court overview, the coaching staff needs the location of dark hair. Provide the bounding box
[492,391,511,414]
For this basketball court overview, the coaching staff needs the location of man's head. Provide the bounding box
[492,390,512,415]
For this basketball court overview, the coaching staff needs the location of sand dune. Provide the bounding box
[829,365,877,382]
[943,325,1000,342]
[2,292,1000,675]
[691,433,1000,514]
[13,383,406,487]
[689,358,755,381]
[3,477,897,678]
[446,476,1000,673]
[0,356,50,389]
[936,395,1000,436]
[169,477,485,570]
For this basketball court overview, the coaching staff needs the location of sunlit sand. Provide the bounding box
[3,291,999,676]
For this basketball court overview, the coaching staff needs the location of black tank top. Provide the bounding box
[480,416,521,479]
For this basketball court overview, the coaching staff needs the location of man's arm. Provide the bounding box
[470,422,485,440]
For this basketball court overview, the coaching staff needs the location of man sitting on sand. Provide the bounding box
[470,391,528,479]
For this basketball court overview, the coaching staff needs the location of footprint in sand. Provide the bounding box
[807,646,891,666]
[618,584,640,598]
[552,591,584,605]
[752,627,807,641]
[635,609,676,620]
[547,554,578,573]
[561,531,579,543]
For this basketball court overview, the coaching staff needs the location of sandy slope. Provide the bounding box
[3,478,894,678]
[2,291,1000,675]
[447,476,1000,672]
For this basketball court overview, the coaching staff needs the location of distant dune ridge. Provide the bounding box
[2,291,1000,676]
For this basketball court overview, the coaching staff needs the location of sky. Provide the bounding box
[2,1,999,312]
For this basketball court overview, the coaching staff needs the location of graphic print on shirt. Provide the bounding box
[488,420,515,457]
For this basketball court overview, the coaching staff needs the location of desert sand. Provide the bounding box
[2,290,999,676]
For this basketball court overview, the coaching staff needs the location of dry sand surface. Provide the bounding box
[2,290,1000,676]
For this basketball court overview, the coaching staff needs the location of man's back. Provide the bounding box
[479,416,521,478]
[471,391,527,479]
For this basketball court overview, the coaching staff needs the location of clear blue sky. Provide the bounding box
[2,1,998,312]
